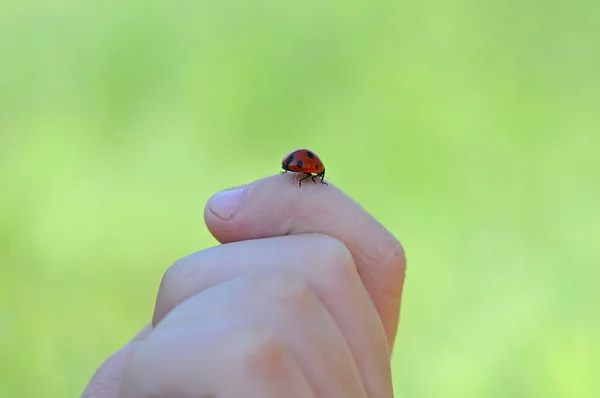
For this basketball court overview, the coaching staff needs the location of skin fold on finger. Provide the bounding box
[119,319,316,398]
[153,234,392,398]
[204,174,407,348]
[155,267,369,398]
[81,323,153,398]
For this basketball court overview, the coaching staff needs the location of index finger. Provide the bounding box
[204,173,407,348]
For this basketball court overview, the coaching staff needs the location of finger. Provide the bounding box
[125,269,366,398]
[119,321,316,398]
[153,234,392,398]
[157,267,368,398]
[204,174,407,347]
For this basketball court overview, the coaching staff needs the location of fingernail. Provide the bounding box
[208,187,246,220]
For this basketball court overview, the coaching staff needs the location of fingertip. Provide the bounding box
[206,185,249,221]
[203,175,286,243]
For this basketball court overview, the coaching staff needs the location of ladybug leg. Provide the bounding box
[298,173,312,187]
[320,172,328,185]
[311,175,318,183]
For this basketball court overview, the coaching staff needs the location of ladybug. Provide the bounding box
[281,149,328,187]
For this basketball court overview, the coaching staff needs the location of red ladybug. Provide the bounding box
[281,149,328,187]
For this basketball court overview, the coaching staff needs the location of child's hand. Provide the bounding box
[82,174,406,398]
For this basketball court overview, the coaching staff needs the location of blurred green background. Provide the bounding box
[1,0,598,396]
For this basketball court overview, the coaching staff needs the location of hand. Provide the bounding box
[81,174,406,397]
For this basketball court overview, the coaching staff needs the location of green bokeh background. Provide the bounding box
[1,0,598,396]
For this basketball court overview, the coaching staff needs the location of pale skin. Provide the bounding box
[81,173,407,398]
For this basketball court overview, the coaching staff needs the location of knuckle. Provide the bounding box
[236,327,290,379]
[386,238,407,278]
[370,231,407,278]
[254,269,316,315]
[379,237,407,302]
[153,255,196,326]
[160,256,189,292]
[314,234,353,262]
[315,235,357,282]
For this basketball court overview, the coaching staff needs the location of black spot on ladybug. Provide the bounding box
[284,155,294,167]
[306,151,314,159]
[296,160,303,168]
[315,164,319,170]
